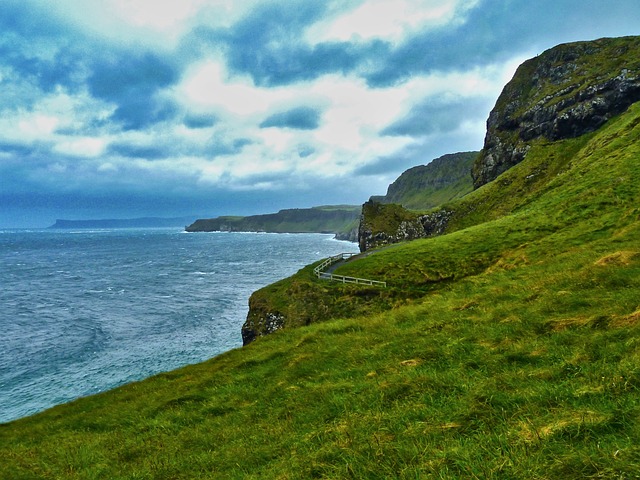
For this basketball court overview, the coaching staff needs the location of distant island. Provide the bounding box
[49,216,199,229]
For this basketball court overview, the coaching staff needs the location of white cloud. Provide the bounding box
[107,0,208,31]
[53,137,106,157]
[41,0,265,47]
[17,114,60,140]
[179,61,274,116]
[98,162,117,172]
[307,0,481,43]
[174,55,525,190]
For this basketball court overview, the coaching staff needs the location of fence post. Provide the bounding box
[315,253,386,288]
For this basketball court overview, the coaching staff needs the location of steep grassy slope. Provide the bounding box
[373,151,478,210]
[2,93,638,478]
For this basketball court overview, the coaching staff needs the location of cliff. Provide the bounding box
[358,152,475,251]
[473,36,640,187]
[372,151,477,210]
[360,36,640,252]
[357,201,452,252]
[185,205,360,241]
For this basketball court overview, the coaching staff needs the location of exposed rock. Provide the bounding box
[358,201,424,251]
[242,310,285,346]
[334,226,359,242]
[473,36,640,188]
[419,209,454,237]
[358,200,454,252]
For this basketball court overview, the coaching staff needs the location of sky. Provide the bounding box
[1,0,639,227]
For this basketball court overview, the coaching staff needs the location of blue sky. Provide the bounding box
[1,0,639,227]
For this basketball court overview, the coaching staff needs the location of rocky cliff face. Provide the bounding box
[242,308,285,345]
[358,201,453,252]
[358,201,421,252]
[473,36,640,188]
[357,151,478,251]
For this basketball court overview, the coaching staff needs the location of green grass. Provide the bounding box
[1,100,640,478]
[382,152,477,210]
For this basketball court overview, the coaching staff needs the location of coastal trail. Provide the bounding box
[314,253,387,288]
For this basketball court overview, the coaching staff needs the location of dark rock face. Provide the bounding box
[334,226,359,242]
[419,210,454,237]
[473,37,640,188]
[358,217,425,252]
[357,201,424,252]
[357,200,454,252]
[242,310,285,346]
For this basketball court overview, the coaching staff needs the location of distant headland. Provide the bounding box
[49,217,199,229]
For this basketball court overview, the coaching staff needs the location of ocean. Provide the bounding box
[0,228,359,423]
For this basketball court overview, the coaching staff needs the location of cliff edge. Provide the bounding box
[473,36,640,188]
[359,36,640,252]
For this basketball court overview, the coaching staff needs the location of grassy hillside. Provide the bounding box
[374,152,478,210]
[1,92,639,477]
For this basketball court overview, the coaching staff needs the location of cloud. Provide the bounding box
[206,136,253,157]
[183,113,218,129]
[298,145,315,158]
[307,0,481,43]
[87,51,181,130]
[355,125,484,177]
[0,2,91,97]
[53,137,106,158]
[108,143,168,160]
[382,95,493,137]
[199,1,368,86]
[260,107,322,130]
[363,0,640,87]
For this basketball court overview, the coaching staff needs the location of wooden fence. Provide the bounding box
[313,253,387,288]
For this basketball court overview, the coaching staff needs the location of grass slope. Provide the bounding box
[1,105,640,478]
[380,152,478,210]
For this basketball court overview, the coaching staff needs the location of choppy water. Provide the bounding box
[0,228,358,423]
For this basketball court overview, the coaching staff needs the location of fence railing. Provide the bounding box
[314,253,387,288]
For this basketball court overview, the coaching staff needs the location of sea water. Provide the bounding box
[0,228,358,423]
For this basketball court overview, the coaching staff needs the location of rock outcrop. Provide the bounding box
[358,201,453,252]
[242,310,284,346]
[473,36,640,188]
[358,201,422,252]
[357,151,478,251]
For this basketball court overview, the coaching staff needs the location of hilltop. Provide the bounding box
[473,36,640,187]
[1,37,639,478]
[370,151,478,210]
